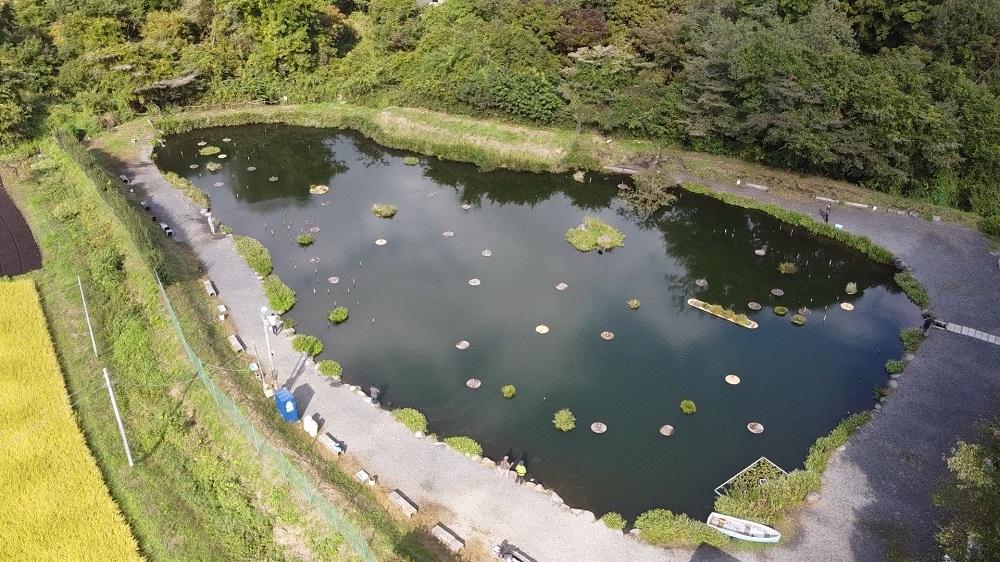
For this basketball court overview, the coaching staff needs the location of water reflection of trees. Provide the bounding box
[420,158,618,210]
[621,191,900,314]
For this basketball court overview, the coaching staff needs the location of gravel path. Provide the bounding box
[116,138,998,562]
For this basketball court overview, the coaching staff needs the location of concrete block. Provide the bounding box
[815,196,838,203]
[320,433,342,454]
[303,414,319,437]
[355,469,370,483]
[431,524,464,553]
[388,489,418,517]
[843,201,869,209]
[227,334,245,353]
[202,279,217,296]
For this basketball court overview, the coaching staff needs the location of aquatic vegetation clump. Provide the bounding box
[565,216,625,252]
[296,233,314,246]
[894,271,930,307]
[392,408,428,433]
[403,156,420,166]
[372,204,398,218]
[626,298,641,310]
[553,408,576,432]
[777,262,799,274]
[680,400,697,415]
[443,436,483,457]
[234,236,272,276]
[292,334,323,357]
[501,385,517,399]
[601,512,627,531]
[198,145,221,155]
[900,328,924,353]
[774,306,788,316]
[317,360,342,378]
[328,306,349,324]
[263,275,296,313]
[885,359,904,374]
[845,282,858,295]
[791,314,807,325]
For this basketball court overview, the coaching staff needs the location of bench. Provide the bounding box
[431,524,464,553]
[202,279,217,296]
[227,334,245,353]
[388,490,418,518]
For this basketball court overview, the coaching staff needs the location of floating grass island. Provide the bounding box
[372,203,398,218]
[687,298,758,329]
[296,233,314,246]
[198,145,221,156]
[565,217,625,252]
[328,306,349,324]
[626,298,641,310]
[777,261,799,274]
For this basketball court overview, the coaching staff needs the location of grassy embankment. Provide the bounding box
[1,133,447,561]
[0,279,141,562]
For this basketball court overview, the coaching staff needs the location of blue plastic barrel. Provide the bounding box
[274,388,300,422]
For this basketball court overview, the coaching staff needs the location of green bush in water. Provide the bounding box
[893,271,930,307]
[234,236,272,276]
[501,385,517,399]
[601,512,627,531]
[296,233,314,246]
[392,408,428,433]
[885,359,905,374]
[292,334,323,357]
[553,408,576,432]
[680,400,697,415]
[774,306,788,316]
[263,276,296,313]
[626,298,641,310]
[633,509,726,547]
[317,360,342,378]
[372,204,398,218]
[328,306,349,324]
[791,314,807,325]
[198,145,221,155]
[564,217,625,252]
[777,261,798,274]
[443,436,483,456]
[900,328,924,353]
[402,156,420,166]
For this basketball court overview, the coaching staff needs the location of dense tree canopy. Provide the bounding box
[1,0,998,219]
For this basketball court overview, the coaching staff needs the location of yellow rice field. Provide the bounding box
[0,279,141,561]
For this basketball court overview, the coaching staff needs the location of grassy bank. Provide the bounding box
[1,135,443,561]
[0,279,141,562]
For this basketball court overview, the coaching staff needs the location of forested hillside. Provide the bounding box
[1,0,998,222]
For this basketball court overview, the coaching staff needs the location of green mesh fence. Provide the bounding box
[156,275,377,561]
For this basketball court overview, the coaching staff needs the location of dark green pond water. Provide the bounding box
[156,125,919,520]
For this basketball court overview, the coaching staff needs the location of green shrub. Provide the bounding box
[296,233,314,246]
[679,400,697,415]
[292,335,324,357]
[626,298,641,310]
[263,276,296,313]
[564,217,625,252]
[553,408,576,432]
[979,215,1000,239]
[317,360,342,378]
[885,359,904,374]
[443,436,483,457]
[791,314,807,325]
[403,156,419,166]
[774,306,788,316]
[198,145,221,155]
[327,306,349,324]
[219,223,233,235]
[601,512,627,531]
[371,204,398,218]
[392,408,428,433]
[900,328,924,353]
[501,385,517,399]
[893,272,930,307]
[234,236,272,276]
[634,509,725,547]
[282,317,296,330]
[777,261,798,274]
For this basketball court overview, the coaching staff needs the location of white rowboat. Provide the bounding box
[706,512,781,543]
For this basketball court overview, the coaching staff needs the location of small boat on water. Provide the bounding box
[706,512,781,543]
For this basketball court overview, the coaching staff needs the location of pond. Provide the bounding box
[155,125,920,521]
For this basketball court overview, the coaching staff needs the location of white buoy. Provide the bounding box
[247,166,256,171]
[375,239,387,246]
[535,325,549,334]
[747,422,764,434]
[659,425,675,436]
[442,231,455,237]
[748,302,762,310]
[725,374,741,385]
[555,282,568,291]
[269,176,279,182]
[218,154,227,159]
[466,378,481,389]
[695,278,708,288]
[189,164,199,169]
[771,288,784,296]
[222,137,232,142]
[468,278,481,286]
[840,302,854,311]
[481,249,493,257]
[213,182,224,187]
[591,422,607,434]
[600,331,614,341]
[461,203,472,210]
[197,141,206,146]
[455,340,470,350]
[755,248,766,256]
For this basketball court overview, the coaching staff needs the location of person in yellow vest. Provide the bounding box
[514,461,527,484]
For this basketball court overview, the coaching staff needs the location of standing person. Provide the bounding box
[268,312,281,334]
[499,455,512,478]
[514,461,527,484]
[825,203,832,223]
[922,312,935,335]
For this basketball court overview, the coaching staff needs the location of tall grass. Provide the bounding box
[0,279,141,561]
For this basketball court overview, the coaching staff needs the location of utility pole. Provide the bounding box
[102,368,134,467]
